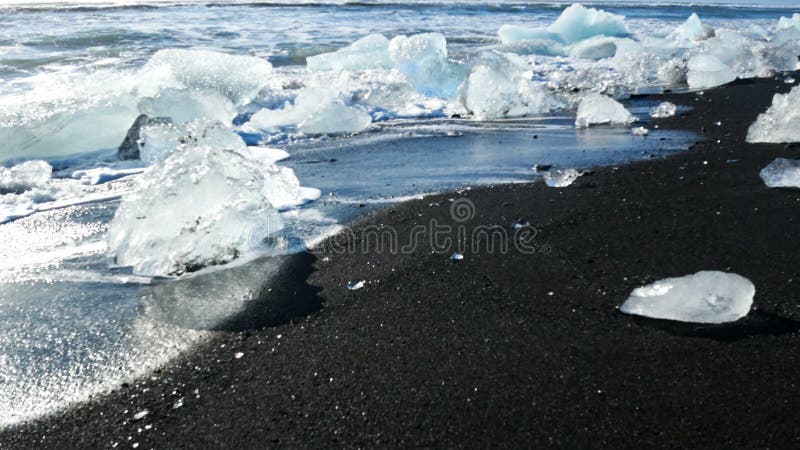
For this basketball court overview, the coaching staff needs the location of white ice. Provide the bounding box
[687,54,736,89]
[106,145,284,277]
[575,93,635,128]
[759,158,800,188]
[0,160,52,193]
[668,13,714,43]
[306,34,392,71]
[746,85,800,143]
[500,4,629,46]
[138,119,249,164]
[631,126,649,136]
[650,101,677,118]
[620,271,755,324]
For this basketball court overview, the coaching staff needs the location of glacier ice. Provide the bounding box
[543,169,582,187]
[306,34,392,71]
[650,101,677,118]
[0,161,52,194]
[138,119,249,164]
[575,93,635,128]
[631,126,649,136]
[548,3,629,44]
[759,158,800,188]
[107,145,284,277]
[620,271,755,324]
[746,85,800,143]
[245,87,372,135]
[567,36,629,60]
[458,52,559,119]
[668,13,715,43]
[139,48,273,105]
[687,54,736,89]
[388,33,463,98]
[137,88,237,124]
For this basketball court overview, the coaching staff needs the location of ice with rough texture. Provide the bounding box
[759,158,800,188]
[137,88,237,124]
[138,119,249,164]
[245,87,372,135]
[459,52,558,119]
[746,85,800,143]
[687,54,736,89]
[631,126,649,136]
[620,271,755,324]
[139,48,273,105]
[650,101,677,118]
[548,3,630,43]
[543,169,582,187]
[389,33,463,98]
[0,161,52,194]
[567,36,629,60]
[575,93,635,128]
[107,145,284,277]
[306,34,392,71]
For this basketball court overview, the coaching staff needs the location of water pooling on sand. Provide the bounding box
[1,0,799,425]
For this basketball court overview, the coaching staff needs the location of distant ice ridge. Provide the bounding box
[620,271,755,324]
[759,158,800,188]
[746,85,800,143]
[575,93,635,128]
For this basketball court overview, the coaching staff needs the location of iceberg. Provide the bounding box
[650,101,677,118]
[759,158,800,188]
[547,3,629,44]
[746,85,800,143]
[306,34,392,71]
[107,145,284,277]
[620,271,755,324]
[686,54,736,89]
[574,93,635,128]
[0,161,52,194]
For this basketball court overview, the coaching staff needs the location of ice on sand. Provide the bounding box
[746,85,800,143]
[650,102,677,118]
[543,169,582,187]
[575,93,635,128]
[687,54,736,89]
[620,271,754,324]
[759,158,800,188]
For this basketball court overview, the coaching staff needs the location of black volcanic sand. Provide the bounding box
[5,75,800,448]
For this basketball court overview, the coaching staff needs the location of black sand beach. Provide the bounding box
[4,75,800,448]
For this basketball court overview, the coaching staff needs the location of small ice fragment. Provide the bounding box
[173,398,184,409]
[649,102,677,118]
[543,169,582,187]
[450,252,464,261]
[631,126,649,136]
[234,352,244,359]
[347,280,365,290]
[575,93,635,128]
[786,77,796,84]
[714,121,722,126]
[133,410,149,420]
[759,158,800,188]
[511,218,530,229]
[446,131,463,137]
[619,271,755,324]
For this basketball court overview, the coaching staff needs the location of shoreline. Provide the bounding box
[5,74,800,447]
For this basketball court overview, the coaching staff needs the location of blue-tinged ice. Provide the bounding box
[686,54,736,89]
[306,34,392,71]
[759,158,800,188]
[620,271,754,324]
[668,13,714,43]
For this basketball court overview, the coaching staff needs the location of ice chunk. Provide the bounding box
[543,169,582,187]
[567,36,628,60]
[307,34,392,71]
[260,164,321,211]
[458,52,558,120]
[777,13,800,30]
[139,49,273,105]
[686,54,736,89]
[759,158,800,188]
[631,126,649,136]
[668,13,715,43]
[0,161,52,194]
[246,87,371,135]
[107,145,284,277]
[546,4,629,44]
[137,88,237,124]
[347,280,365,290]
[388,33,463,98]
[773,14,800,46]
[72,166,145,185]
[620,271,755,324]
[138,119,248,164]
[746,86,800,143]
[575,93,635,128]
[650,101,677,118]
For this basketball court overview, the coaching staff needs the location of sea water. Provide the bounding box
[0,0,797,425]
